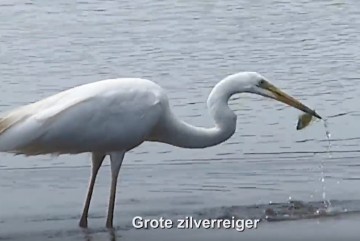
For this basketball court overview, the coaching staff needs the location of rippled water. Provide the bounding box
[1,0,360,240]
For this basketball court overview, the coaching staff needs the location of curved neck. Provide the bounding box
[151,77,240,148]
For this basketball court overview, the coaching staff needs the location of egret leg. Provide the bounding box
[79,152,106,228]
[106,151,125,229]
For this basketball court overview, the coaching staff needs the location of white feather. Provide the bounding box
[0,78,165,155]
[0,72,319,228]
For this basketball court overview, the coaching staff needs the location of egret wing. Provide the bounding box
[0,82,164,155]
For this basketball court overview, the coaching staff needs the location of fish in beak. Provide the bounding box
[258,80,322,120]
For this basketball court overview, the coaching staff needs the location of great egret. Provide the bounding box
[0,72,321,228]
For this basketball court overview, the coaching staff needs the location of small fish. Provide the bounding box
[296,112,314,130]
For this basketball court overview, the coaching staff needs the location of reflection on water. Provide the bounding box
[81,228,117,241]
[1,0,360,240]
[3,199,360,241]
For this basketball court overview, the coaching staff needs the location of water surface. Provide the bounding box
[1,0,360,240]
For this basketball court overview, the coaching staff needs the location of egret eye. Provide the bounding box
[258,79,265,86]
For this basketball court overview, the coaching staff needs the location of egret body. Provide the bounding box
[0,72,321,228]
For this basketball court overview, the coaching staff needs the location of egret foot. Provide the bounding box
[106,219,113,229]
[79,217,88,228]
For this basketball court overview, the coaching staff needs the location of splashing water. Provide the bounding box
[321,119,332,208]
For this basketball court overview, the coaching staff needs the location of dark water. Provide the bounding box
[1,0,360,240]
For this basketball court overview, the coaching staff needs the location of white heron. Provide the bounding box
[0,72,321,228]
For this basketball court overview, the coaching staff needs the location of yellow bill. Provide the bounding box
[259,80,322,120]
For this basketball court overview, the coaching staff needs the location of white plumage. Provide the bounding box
[0,78,165,155]
[0,72,321,228]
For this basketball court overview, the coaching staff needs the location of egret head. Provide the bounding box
[231,72,322,119]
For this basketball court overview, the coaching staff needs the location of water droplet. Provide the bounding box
[288,196,292,201]
[319,119,332,208]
